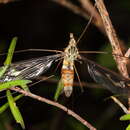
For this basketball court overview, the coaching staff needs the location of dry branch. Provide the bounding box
[52,0,90,20]
[11,87,96,130]
[78,0,105,33]
[111,96,129,114]
[0,0,16,4]
[95,0,129,78]
[94,0,130,111]
[37,76,104,89]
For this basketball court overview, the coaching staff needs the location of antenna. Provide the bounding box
[77,3,96,44]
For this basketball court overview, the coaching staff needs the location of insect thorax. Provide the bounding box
[64,33,80,62]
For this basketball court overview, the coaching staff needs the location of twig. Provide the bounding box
[52,0,89,20]
[10,87,96,130]
[37,76,103,89]
[95,0,129,78]
[111,96,129,114]
[78,0,105,33]
[94,0,130,111]
[0,0,17,4]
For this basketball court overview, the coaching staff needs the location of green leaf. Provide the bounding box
[0,37,17,78]
[120,114,130,121]
[6,90,25,129]
[4,37,18,66]
[0,94,23,114]
[126,124,130,130]
[54,79,64,101]
[0,80,31,92]
[0,66,8,78]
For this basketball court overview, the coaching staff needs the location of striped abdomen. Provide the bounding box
[61,60,74,97]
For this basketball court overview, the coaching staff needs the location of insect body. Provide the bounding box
[3,33,127,98]
[61,33,81,97]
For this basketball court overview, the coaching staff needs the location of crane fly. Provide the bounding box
[58,33,130,98]
[3,13,106,98]
[1,35,130,98]
[61,35,130,98]
[14,35,130,98]
[1,6,129,98]
[1,33,106,98]
[6,35,130,98]
[61,33,81,97]
[58,34,106,97]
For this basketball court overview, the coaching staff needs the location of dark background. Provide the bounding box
[0,0,130,130]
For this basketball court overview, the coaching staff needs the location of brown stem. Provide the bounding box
[37,76,103,89]
[0,0,16,4]
[95,0,129,78]
[52,0,89,20]
[78,0,105,33]
[95,0,130,112]
[11,87,96,130]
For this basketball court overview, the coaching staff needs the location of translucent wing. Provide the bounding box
[0,54,61,82]
[84,58,130,96]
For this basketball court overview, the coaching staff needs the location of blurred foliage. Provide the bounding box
[126,124,130,130]
[96,43,116,69]
[120,114,130,121]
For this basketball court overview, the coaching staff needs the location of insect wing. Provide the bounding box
[85,58,130,96]
[0,54,61,82]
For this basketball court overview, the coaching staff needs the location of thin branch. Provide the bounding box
[52,0,89,20]
[94,0,130,112]
[0,0,17,4]
[37,76,104,89]
[95,0,129,78]
[11,87,96,130]
[111,96,129,114]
